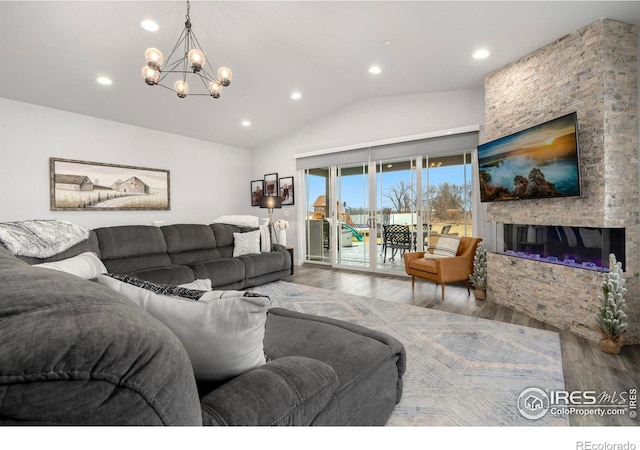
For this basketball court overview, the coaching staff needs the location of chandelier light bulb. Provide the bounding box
[144,48,164,69]
[217,66,232,86]
[187,49,205,72]
[174,80,189,98]
[141,66,160,85]
[208,80,222,98]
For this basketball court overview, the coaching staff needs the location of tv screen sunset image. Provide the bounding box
[477,113,581,202]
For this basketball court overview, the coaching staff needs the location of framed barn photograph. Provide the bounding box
[279,176,294,205]
[251,179,264,206]
[50,158,170,211]
[264,173,278,196]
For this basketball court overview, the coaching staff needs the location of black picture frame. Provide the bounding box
[250,180,264,206]
[264,173,278,196]
[279,176,294,205]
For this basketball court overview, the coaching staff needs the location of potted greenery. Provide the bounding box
[469,242,487,300]
[595,253,627,355]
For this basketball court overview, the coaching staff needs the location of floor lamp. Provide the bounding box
[260,195,282,243]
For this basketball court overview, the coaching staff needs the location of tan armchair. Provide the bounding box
[403,236,482,299]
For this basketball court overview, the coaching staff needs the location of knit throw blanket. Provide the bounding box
[0,220,90,258]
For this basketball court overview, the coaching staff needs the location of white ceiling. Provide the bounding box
[1,1,640,150]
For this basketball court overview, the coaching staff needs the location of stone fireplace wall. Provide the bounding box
[484,19,639,344]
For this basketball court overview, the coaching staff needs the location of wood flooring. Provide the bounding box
[285,263,640,426]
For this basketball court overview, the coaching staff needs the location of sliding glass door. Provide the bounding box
[300,131,478,273]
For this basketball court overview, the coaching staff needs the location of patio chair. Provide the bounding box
[440,225,452,235]
[382,224,412,263]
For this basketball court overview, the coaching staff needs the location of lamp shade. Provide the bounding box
[260,196,282,209]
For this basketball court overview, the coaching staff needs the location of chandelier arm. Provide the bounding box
[199,67,216,82]
[195,71,212,91]
[161,59,190,76]
[155,82,179,93]
[162,28,189,70]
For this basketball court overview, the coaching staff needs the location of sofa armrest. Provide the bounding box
[200,356,338,426]
[271,243,286,252]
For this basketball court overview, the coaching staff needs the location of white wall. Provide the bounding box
[0,98,251,229]
[250,89,485,262]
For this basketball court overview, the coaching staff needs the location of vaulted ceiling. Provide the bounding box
[1,1,639,149]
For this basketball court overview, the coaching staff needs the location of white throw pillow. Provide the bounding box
[233,230,261,257]
[34,252,107,280]
[422,253,453,260]
[97,274,271,382]
[431,235,461,257]
[179,279,213,291]
[213,215,260,228]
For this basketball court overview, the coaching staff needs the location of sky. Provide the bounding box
[307,164,471,212]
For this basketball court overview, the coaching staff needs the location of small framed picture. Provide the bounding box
[264,173,278,196]
[250,180,264,206]
[279,176,294,205]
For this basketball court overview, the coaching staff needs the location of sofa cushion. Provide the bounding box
[240,251,290,279]
[97,274,271,382]
[125,265,195,286]
[33,251,107,280]
[264,308,405,426]
[162,224,222,265]
[210,223,241,258]
[0,266,202,425]
[189,258,245,289]
[0,244,28,269]
[201,356,338,425]
[95,226,172,274]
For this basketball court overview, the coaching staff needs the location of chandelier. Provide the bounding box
[141,1,232,99]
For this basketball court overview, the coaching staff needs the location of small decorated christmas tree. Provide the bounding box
[469,243,487,294]
[595,254,627,355]
[596,253,628,339]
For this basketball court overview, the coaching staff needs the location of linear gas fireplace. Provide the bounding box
[497,224,625,272]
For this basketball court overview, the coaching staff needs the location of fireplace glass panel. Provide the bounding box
[498,224,625,272]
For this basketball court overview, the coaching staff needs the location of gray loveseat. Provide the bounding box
[0,222,406,425]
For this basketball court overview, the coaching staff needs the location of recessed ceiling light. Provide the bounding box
[96,76,112,86]
[473,49,490,59]
[141,19,159,32]
[383,40,392,46]
[368,65,381,74]
[291,91,302,100]
[242,120,251,127]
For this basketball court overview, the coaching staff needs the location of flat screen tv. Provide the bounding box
[477,112,581,202]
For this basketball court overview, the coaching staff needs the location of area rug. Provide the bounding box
[248,280,569,426]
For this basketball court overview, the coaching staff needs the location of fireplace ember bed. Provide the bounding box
[498,224,625,272]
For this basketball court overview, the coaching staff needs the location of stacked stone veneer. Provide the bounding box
[484,19,639,344]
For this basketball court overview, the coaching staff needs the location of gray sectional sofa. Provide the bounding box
[0,222,406,425]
